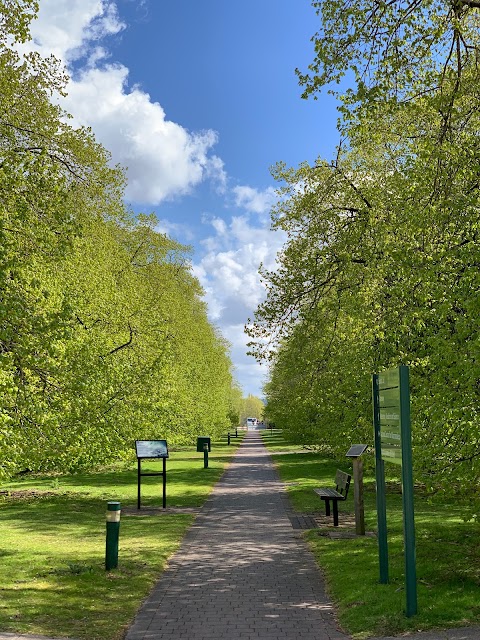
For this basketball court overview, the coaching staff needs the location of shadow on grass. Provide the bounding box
[0,525,191,640]
[263,434,480,636]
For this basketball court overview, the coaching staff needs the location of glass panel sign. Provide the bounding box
[346,444,368,458]
[378,367,402,465]
[135,440,169,459]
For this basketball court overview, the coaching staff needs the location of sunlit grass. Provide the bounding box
[262,430,480,638]
[0,435,243,639]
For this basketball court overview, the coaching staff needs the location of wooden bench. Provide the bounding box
[314,470,351,526]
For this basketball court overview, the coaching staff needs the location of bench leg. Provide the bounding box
[324,499,331,517]
[333,500,339,527]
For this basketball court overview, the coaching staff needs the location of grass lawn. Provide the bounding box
[0,434,244,640]
[262,430,480,639]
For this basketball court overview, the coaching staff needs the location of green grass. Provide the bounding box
[0,434,244,640]
[261,429,480,639]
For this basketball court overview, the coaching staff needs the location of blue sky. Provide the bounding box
[26,0,341,397]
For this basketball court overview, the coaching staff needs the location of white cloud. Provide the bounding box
[233,185,277,215]
[221,324,269,398]
[24,0,225,205]
[29,0,125,63]
[155,218,195,243]
[194,213,286,396]
[62,64,224,203]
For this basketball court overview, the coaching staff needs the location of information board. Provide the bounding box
[373,365,417,617]
[346,444,368,458]
[135,440,168,509]
[378,368,402,465]
[135,440,169,459]
[196,436,211,453]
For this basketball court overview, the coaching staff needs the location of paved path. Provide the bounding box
[1,431,479,640]
[126,430,347,640]
[123,432,480,640]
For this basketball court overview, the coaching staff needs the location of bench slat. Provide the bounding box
[335,469,350,493]
[314,488,345,499]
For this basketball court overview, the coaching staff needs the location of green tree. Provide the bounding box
[240,395,264,424]
[248,0,480,507]
[0,3,238,475]
[0,4,125,473]
[227,382,243,428]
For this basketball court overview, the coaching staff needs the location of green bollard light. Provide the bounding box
[105,501,121,571]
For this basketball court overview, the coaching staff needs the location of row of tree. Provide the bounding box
[248,0,479,511]
[0,2,240,477]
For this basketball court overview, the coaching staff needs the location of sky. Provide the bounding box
[25,0,342,397]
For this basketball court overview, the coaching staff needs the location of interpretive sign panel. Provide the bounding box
[135,440,169,459]
[196,437,211,453]
[135,440,168,509]
[346,444,368,458]
[372,365,417,617]
[378,368,402,466]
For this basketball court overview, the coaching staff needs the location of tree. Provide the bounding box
[0,4,238,476]
[248,0,480,508]
[297,0,480,120]
[240,395,264,424]
[227,382,243,428]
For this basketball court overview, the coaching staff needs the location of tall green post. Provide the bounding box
[399,365,417,617]
[373,374,389,584]
[105,501,121,571]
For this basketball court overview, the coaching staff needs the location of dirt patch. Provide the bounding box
[0,489,64,500]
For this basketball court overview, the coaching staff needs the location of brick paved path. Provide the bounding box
[125,430,349,640]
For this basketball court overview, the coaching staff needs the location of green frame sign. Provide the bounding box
[378,367,402,465]
[135,440,169,510]
[373,365,417,617]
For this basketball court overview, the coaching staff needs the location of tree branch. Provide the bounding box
[105,323,135,357]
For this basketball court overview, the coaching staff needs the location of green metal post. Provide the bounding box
[373,374,389,584]
[105,501,121,571]
[162,457,167,509]
[203,443,209,468]
[399,365,417,617]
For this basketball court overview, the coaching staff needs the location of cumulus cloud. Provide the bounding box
[154,218,195,243]
[200,214,283,275]
[25,0,226,205]
[233,185,277,215]
[221,324,269,398]
[28,0,125,63]
[62,65,225,203]
[193,213,286,396]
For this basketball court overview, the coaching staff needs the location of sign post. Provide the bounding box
[399,366,417,618]
[197,437,211,469]
[346,444,368,536]
[135,440,169,510]
[373,365,417,617]
[373,373,389,584]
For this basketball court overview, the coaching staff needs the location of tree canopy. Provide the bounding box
[248,0,480,512]
[0,3,237,477]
